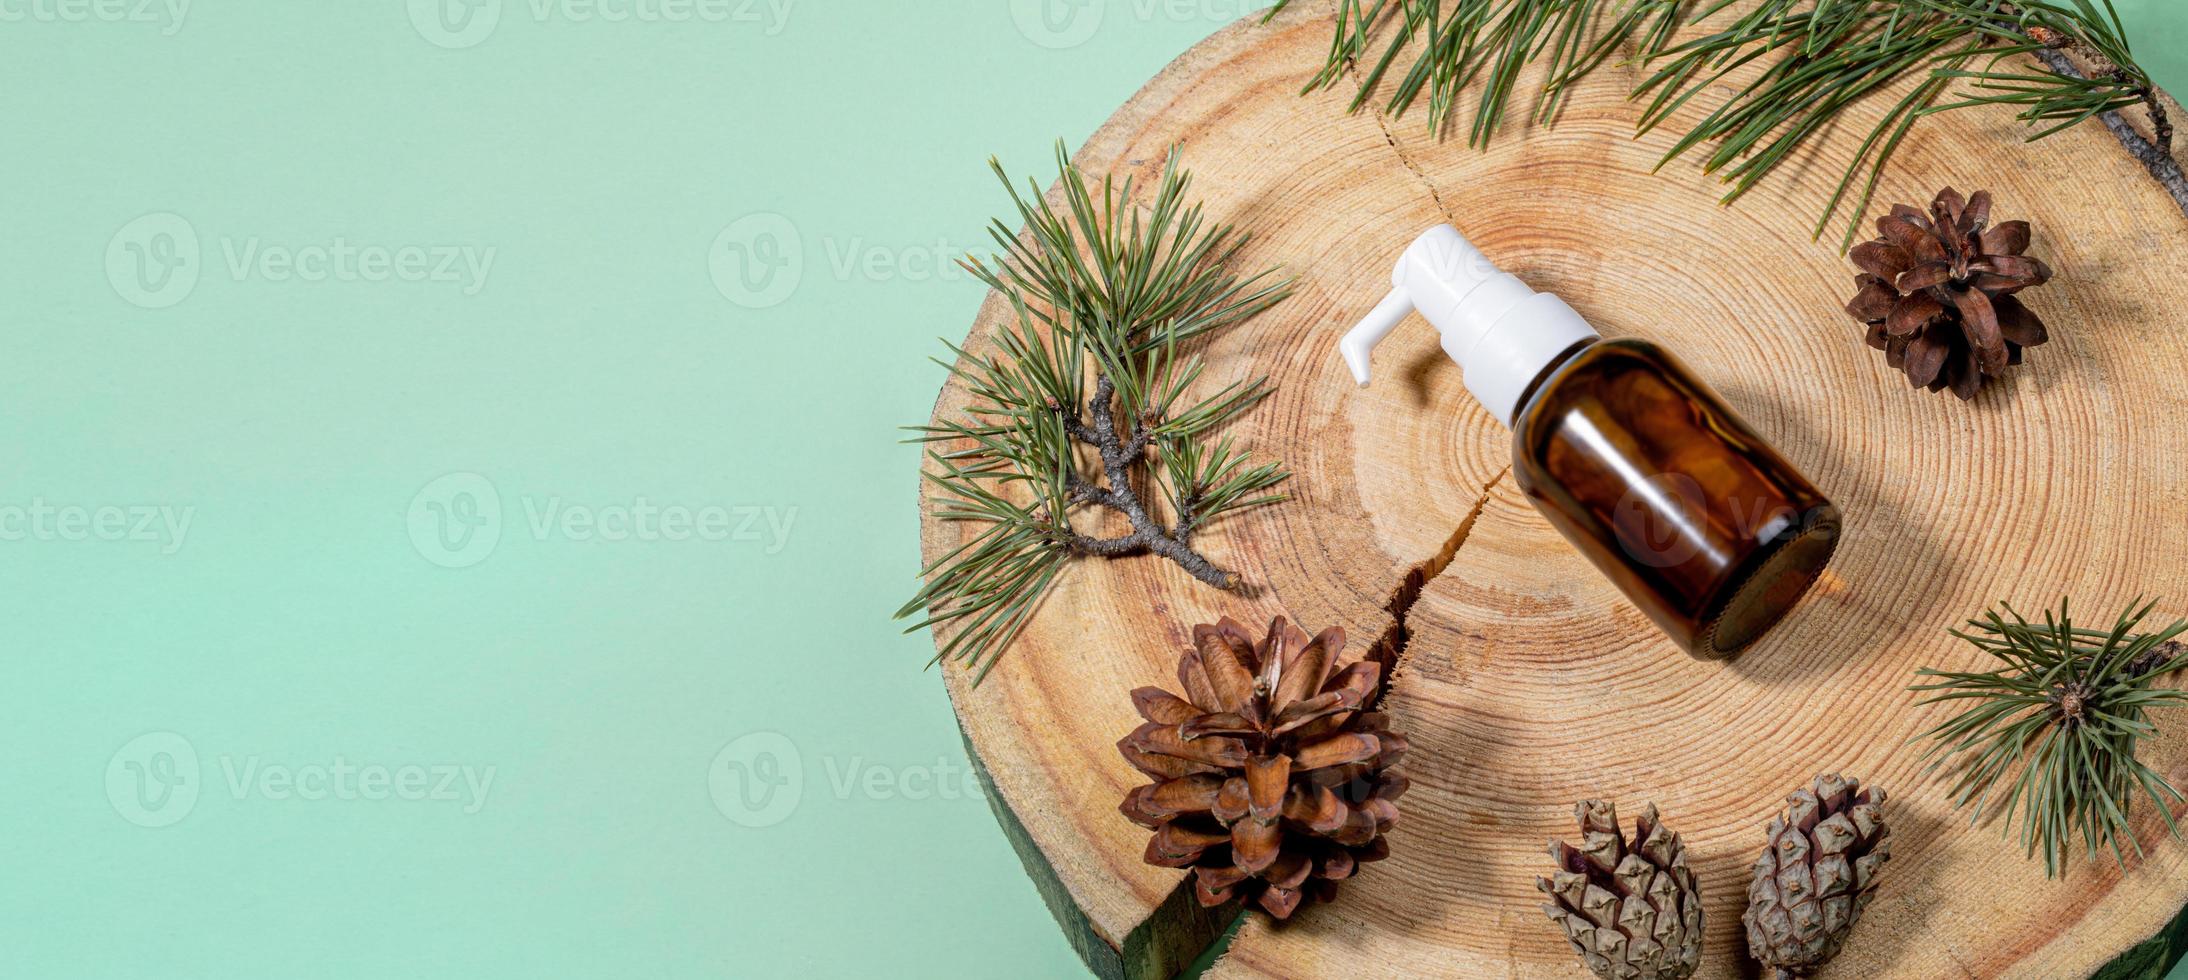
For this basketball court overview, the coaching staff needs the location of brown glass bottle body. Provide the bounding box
[1510,338,1839,659]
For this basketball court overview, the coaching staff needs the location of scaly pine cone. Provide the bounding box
[1539,800,1704,980]
[1744,774,1891,978]
[1845,187,2052,399]
[1118,616,1408,919]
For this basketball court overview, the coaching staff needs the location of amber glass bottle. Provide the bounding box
[1511,338,1838,658]
[1342,225,1838,659]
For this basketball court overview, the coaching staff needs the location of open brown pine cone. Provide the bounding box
[1117,616,1408,920]
[1845,187,2052,399]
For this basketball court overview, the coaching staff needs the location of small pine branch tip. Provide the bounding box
[1913,598,2188,878]
[899,142,1294,682]
[1269,0,2177,247]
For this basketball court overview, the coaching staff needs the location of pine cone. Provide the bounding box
[1845,187,2052,399]
[1118,616,1407,920]
[1539,800,1704,980]
[1744,774,1891,978]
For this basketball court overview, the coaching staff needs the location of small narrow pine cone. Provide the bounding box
[1117,616,1408,920]
[1845,187,2052,399]
[1743,774,1891,978]
[1538,800,1704,980]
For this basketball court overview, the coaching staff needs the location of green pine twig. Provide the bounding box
[1913,598,2188,878]
[898,143,1293,682]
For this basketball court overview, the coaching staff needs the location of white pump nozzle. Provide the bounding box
[1339,225,1599,426]
[1340,287,1413,386]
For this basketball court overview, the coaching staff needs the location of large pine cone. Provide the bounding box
[1118,616,1407,920]
[1845,187,2051,399]
[1539,801,1704,980]
[1744,774,1891,978]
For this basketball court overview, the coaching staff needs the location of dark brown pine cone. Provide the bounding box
[1845,187,2052,399]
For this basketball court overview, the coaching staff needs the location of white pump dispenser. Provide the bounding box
[1339,224,1599,426]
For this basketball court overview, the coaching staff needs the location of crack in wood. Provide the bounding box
[1337,41,1503,703]
[1370,111,1455,226]
[1356,87,1461,230]
[1165,469,1513,978]
[1368,468,1510,706]
[1336,33,1458,227]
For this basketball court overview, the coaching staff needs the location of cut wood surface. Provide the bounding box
[920,3,2188,977]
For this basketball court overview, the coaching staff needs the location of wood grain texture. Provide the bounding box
[919,3,2188,977]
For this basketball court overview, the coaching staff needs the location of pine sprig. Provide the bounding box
[1271,0,2172,247]
[1913,598,2188,878]
[899,143,1294,681]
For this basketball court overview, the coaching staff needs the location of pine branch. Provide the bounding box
[1272,0,2185,248]
[1912,598,2188,878]
[899,142,1294,682]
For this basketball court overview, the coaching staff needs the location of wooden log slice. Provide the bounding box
[919,3,2188,977]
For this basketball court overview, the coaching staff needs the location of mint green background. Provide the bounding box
[1,3,2183,978]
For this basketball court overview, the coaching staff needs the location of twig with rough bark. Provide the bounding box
[1059,375,1241,591]
[2031,37,2188,217]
